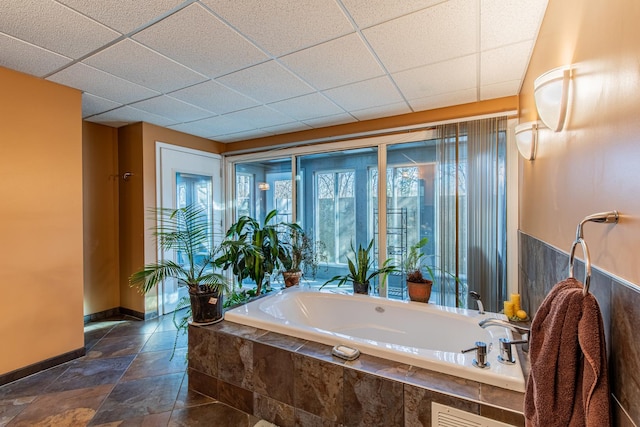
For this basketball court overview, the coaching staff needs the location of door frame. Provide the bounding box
[155,141,223,315]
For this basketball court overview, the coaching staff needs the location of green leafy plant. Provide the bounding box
[321,239,396,291]
[216,209,287,295]
[279,226,327,277]
[404,237,435,283]
[129,205,228,295]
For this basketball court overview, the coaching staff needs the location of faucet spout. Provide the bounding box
[478,318,530,338]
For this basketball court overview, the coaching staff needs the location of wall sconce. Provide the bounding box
[534,66,571,132]
[514,121,539,160]
[258,182,270,191]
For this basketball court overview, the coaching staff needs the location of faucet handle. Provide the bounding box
[497,338,528,364]
[461,341,490,369]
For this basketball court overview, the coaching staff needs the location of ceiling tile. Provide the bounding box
[222,106,295,128]
[87,106,178,128]
[167,122,221,139]
[408,88,477,111]
[303,113,357,128]
[269,93,345,121]
[57,0,185,34]
[341,0,443,28]
[130,96,215,122]
[393,55,477,100]
[83,39,207,93]
[216,60,314,103]
[202,0,353,56]
[0,33,71,77]
[350,102,412,121]
[82,93,121,118]
[187,115,256,137]
[363,0,478,73]
[47,63,160,104]
[213,129,274,143]
[481,40,534,86]
[481,0,549,50]
[168,80,259,114]
[480,80,521,101]
[0,0,119,58]
[324,76,405,111]
[262,122,313,135]
[280,33,384,90]
[133,3,269,78]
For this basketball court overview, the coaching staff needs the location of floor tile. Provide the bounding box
[85,334,152,359]
[46,355,135,393]
[168,402,253,426]
[173,373,215,410]
[140,330,187,353]
[0,396,35,426]
[0,365,69,400]
[8,384,112,427]
[121,349,187,381]
[89,372,183,425]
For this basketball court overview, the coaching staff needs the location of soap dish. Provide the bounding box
[331,345,360,361]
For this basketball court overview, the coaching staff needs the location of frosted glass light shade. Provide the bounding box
[514,121,539,160]
[534,66,571,132]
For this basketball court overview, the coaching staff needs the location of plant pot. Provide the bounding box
[353,281,369,295]
[283,270,302,287]
[189,287,224,325]
[407,280,433,303]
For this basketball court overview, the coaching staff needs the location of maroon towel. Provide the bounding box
[524,278,611,427]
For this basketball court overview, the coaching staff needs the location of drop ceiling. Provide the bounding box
[1,0,548,143]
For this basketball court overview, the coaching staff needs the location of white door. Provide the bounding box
[156,142,222,315]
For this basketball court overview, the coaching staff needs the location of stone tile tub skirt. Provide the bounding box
[188,321,526,427]
[225,287,526,392]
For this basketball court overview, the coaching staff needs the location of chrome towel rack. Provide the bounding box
[569,211,619,295]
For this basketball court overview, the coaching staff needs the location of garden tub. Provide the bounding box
[224,286,526,392]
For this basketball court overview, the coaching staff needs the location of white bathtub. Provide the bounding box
[224,287,526,392]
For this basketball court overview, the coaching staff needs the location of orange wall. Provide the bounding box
[117,122,223,315]
[0,67,84,374]
[83,122,120,315]
[519,0,640,287]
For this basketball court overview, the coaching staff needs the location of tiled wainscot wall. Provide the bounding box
[519,232,639,427]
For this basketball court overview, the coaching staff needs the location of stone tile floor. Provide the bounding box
[0,312,274,426]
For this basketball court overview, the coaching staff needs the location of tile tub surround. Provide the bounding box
[519,232,640,427]
[188,321,526,427]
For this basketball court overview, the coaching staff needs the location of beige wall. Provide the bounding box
[83,122,120,315]
[519,0,640,287]
[0,67,84,375]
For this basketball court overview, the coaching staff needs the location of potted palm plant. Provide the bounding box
[321,239,396,295]
[129,205,229,324]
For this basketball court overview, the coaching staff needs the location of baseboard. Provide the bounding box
[84,306,154,323]
[0,347,86,387]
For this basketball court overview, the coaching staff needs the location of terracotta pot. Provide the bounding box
[353,281,369,295]
[283,270,302,287]
[407,280,433,303]
[189,287,224,325]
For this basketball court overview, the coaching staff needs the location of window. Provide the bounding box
[226,118,507,309]
[316,170,355,264]
[236,173,253,218]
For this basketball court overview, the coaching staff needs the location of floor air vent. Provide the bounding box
[431,402,515,427]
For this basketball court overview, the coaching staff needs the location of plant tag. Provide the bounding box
[208,297,218,305]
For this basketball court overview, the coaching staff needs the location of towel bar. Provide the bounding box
[568,211,619,295]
